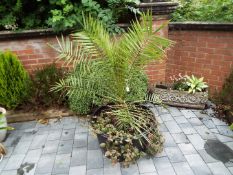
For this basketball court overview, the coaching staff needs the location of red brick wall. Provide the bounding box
[145,19,168,85]
[167,30,233,93]
[0,37,59,73]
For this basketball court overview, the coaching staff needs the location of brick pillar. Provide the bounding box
[138,0,178,85]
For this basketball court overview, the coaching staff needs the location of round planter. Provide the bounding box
[0,107,7,142]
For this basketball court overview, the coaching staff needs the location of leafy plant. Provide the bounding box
[185,75,208,94]
[51,12,171,164]
[30,64,67,108]
[0,0,140,33]
[0,51,31,109]
[172,0,233,23]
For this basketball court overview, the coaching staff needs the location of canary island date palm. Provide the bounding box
[51,12,172,106]
[51,12,172,151]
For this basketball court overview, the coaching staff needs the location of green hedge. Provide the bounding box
[172,0,233,23]
[0,0,140,33]
[0,51,31,109]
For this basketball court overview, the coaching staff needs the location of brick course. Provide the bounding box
[0,26,232,93]
[167,30,233,93]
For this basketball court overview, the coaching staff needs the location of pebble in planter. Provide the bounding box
[153,75,208,109]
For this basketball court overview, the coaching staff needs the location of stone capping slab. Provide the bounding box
[0,28,71,40]
[138,1,178,16]
[169,22,233,31]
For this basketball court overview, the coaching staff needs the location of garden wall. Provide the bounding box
[167,23,233,93]
[0,22,232,94]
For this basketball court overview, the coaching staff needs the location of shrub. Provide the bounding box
[0,0,140,33]
[0,51,31,109]
[172,0,233,23]
[219,69,233,105]
[30,64,67,108]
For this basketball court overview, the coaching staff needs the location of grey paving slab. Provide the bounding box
[121,164,139,175]
[53,153,71,174]
[179,123,197,135]
[87,168,104,175]
[4,154,25,170]
[153,157,176,175]
[1,170,17,175]
[210,128,220,134]
[211,118,228,126]
[137,158,156,174]
[165,147,186,163]
[160,114,173,122]
[172,162,195,175]
[3,107,233,175]
[174,116,188,124]
[188,117,203,126]
[208,162,231,175]
[140,172,158,175]
[47,129,62,141]
[87,149,103,170]
[203,119,216,129]
[168,107,183,117]
[198,149,219,163]
[180,110,197,119]
[216,125,233,137]
[158,124,168,132]
[42,140,59,154]
[178,143,197,155]
[61,129,75,141]
[215,134,233,143]
[104,163,121,175]
[162,132,177,147]
[171,133,189,144]
[69,165,86,175]
[23,149,42,163]
[70,147,87,166]
[35,153,56,174]
[73,132,88,148]
[187,134,206,150]
[88,134,99,150]
[164,121,182,134]
[185,154,212,175]
[57,140,73,154]
[30,134,48,150]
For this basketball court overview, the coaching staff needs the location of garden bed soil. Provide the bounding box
[214,105,233,125]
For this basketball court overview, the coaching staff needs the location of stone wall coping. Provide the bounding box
[169,22,233,31]
[0,28,73,40]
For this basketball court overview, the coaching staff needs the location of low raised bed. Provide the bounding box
[153,85,208,109]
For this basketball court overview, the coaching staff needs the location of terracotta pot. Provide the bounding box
[0,108,7,142]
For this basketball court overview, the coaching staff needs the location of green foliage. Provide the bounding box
[172,0,233,23]
[219,69,233,105]
[30,64,67,108]
[0,51,31,109]
[0,0,139,33]
[91,104,164,166]
[171,74,208,93]
[51,13,172,114]
[185,75,208,94]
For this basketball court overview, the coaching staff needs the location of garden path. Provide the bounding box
[0,105,233,175]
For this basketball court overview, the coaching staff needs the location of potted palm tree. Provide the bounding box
[51,12,172,166]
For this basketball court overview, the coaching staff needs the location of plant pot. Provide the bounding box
[0,108,7,142]
[153,86,208,109]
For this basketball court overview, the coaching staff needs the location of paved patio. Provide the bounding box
[0,105,233,175]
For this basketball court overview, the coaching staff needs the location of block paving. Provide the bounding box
[1,105,233,175]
